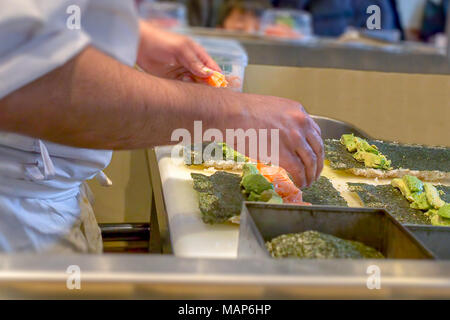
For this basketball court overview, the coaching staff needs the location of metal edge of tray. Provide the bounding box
[238,202,436,260]
[310,115,372,140]
[2,253,450,299]
[405,224,450,260]
[147,148,173,254]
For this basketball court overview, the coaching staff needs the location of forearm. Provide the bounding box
[0,47,241,150]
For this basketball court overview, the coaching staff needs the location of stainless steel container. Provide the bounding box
[407,225,450,259]
[238,203,435,260]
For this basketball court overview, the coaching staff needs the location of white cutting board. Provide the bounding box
[155,146,239,258]
[154,145,449,259]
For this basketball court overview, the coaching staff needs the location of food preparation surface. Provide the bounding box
[154,146,239,258]
[153,146,450,259]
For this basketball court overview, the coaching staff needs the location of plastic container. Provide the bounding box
[259,9,313,40]
[193,36,249,92]
[138,1,187,30]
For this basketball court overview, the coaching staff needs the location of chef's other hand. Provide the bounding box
[137,20,221,80]
[238,94,323,188]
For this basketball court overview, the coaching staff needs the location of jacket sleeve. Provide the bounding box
[0,0,93,99]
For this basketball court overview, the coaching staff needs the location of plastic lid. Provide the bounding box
[192,36,248,66]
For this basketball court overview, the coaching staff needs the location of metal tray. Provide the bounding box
[238,203,435,260]
[406,225,450,259]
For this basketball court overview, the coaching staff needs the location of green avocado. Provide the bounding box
[410,192,431,210]
[424,183,446,209]
[242,163,259,176]
[340,134,357,152]
[403,175,424,193]
[220,143,248,163]
[340,134,392,170]
[353,151,391,170]
[437,204,450,219]
[355,137,379,154]
[241,173,273,194]
[392,178,413,201]
[431,213,450,226]
[247,191,261,202]
[260,189,283,204]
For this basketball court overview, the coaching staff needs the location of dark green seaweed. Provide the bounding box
[191,171,245,224]
[348,183,450,225]
[192,172,348,224]
[303,176,348,207]
[266,230,384,259]
[325,139,450,172]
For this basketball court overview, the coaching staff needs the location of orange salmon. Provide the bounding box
[257,163,310,205]
[194,70,228,88]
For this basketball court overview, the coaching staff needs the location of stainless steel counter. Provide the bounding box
[1,254,450,299]
[187,27,450,75]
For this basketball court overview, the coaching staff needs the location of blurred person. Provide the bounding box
[218,0,270,32]
[420,0,448,42]
[160,0,270,31]
[0,0,323,252]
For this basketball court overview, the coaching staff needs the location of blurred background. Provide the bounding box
[135,0,448,47]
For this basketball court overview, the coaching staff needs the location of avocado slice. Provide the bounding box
[340,134,357,152]
[431,213,450,227]
[247,191,261,202]
[355,137,379,154]
[402,175,424,193]
[392,178,413,201]
[247,188,283,204]
[410,192,432,210]
[241,173,273,194]
[260,189,283,204]
[353,151,391,170]
[424,183,446,209]
[220,142,248,163]
[437,203,450,219]
[242,163,259,177]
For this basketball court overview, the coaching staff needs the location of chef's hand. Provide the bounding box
[137,20,221,81]
[237,94,324,188]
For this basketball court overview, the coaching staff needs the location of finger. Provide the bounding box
[165,66,189,79]
[226,75,242,89]
[191,41,222,72]
[285,155,307,189]
[311,118,322,136]
[177,43,212,78]
[306,128,324,180]
[295,137,317,187]
[181,74,195,82]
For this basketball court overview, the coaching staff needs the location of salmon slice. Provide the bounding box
[257,163,310,205]
[194,69,228,88]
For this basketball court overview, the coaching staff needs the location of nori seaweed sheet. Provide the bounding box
[348,183,450,225]
[266,231,384,259]
[184,142,222,165]
[191,171,245,224]
[303,176,348,207]
[325,139,450,172]
[192,172,347,224]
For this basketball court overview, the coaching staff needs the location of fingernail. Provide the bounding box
[202,66,212,74]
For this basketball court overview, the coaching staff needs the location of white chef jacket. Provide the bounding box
[0,0,139,252]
